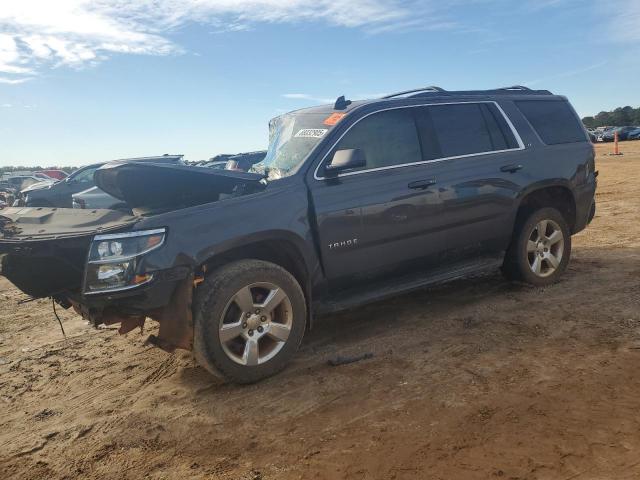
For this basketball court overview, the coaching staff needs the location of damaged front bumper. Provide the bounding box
[0,207,198,353]
[66,265,195,352]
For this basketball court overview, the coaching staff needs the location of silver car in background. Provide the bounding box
[72,155,184,212]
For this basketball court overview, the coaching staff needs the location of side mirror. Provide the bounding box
[324,149,366,176]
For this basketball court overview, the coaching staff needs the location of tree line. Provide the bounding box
[1,166,79,175]
[582,106,640,128]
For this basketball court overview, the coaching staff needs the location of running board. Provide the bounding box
[314,256,503,315]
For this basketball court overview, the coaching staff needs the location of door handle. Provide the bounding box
[408,178,437,190]
[500,164,524,173]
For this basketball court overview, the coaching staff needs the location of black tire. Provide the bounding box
[502,207,572,286]
[193,259,306,384]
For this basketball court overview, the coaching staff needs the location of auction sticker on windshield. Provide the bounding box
[295,129,328,138]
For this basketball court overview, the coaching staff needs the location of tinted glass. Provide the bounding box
[428,104,495,157]
[414,107,442,161]
[72,166,98,183]
[481,104,519,150]
[515,100,586,145]
[334,109,421,170]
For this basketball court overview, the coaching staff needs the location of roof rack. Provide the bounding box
[499,85,531,91]
[382,86,447,99]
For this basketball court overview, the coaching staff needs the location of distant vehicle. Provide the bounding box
[626,127,640,140]
[33,173,55,181]
[25,155,183,208]
[72,186,131,213]
[599,126,638,142]
[72,155,185,212]
[226,151,267,172]
[202,160,229,170]
[20,179,56,194]
[36,169,69,181]
[5,175,50,191]
[1,171,34,180]
[22,162,106,207]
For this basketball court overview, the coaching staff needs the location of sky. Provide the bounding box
[0,0,639,167]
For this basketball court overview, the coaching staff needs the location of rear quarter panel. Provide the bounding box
[500,99,596,229]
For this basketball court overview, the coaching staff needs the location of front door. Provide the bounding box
[308,107,444,290]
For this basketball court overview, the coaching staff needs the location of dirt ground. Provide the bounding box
[1,142,639,480]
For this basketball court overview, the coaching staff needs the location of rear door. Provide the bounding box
[415,102,528,261]
[308,107,445,289]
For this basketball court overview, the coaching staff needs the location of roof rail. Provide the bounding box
[499,85,531,91]
[383,86,447,99]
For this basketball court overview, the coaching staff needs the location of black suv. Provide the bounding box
[0,86,596,383]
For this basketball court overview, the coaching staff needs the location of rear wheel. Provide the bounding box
[502,207,571,286]
[193,260,306,384]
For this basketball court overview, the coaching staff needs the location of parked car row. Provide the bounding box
[72,152,265,212]
[586,126,640,142]
[7,151,267,213]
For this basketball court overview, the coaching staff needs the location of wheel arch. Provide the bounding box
[514,182,577,233]
[195,232,317,328]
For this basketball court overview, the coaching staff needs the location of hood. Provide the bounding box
[0,207,137,241]
[95,161,266,210]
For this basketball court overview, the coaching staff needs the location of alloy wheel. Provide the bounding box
[218,282,293,366]
[526,219,564,278]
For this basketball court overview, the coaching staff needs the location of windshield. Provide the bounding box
[251,112,335,180]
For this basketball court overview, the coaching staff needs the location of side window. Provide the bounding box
[72,167,97,183]
[480,104,519,150]
[515,100,586,145]
[334,109,421,170]
[428,104,495,157]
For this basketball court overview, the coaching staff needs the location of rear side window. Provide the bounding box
[334,109,421,170]
[481,103,519,150]
[426,103,518,158]
[515,100,586,145]
[428,104,492,157]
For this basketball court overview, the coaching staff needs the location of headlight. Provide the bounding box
[84,228,166,294]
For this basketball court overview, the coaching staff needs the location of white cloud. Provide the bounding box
[1,0,636,85]
[524,61,608,87]
[604,1,640,43]
[0,76,31,84]
[0,0,435,83]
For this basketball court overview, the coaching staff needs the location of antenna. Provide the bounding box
[334,95,352,110]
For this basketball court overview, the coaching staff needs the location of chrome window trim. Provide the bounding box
[313,101,525,181]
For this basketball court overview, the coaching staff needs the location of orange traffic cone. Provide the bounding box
[610,131,623,156]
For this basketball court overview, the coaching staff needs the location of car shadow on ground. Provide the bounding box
[176,245,640,399]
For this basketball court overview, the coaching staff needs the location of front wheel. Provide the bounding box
[193,260,307,384]
[502,207,572,286]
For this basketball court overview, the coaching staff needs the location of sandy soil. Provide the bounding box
[1,143,639,480]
